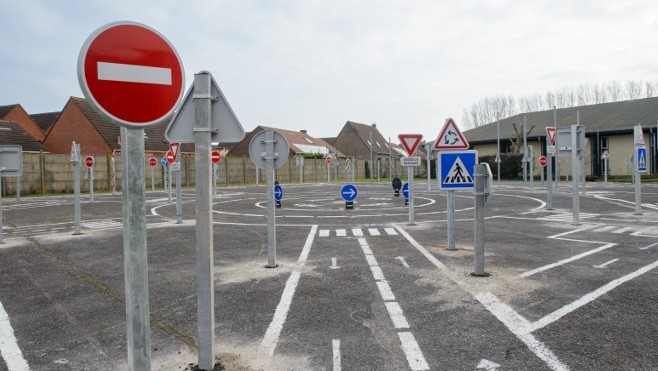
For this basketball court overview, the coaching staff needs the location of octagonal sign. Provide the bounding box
[77,21,185,127]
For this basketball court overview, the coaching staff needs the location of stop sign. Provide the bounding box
[77,22,185,127]
[85,156,94,168]
[148,157,157,167]
[539,155,548,167]
[211,150,221,164]
[166,150,176,164]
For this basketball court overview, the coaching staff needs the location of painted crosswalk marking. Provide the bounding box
[318,227,400,238]
[384,228,398,236]
[82,219,123,230]
[368,228,380,236]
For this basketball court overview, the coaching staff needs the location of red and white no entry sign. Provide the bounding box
[148,157,157,167]
[85,156,94,168]
[166,150,176,164]
[326,156,332,164]
[539,155,548,167]
[77,21,185,127]
[211,150,221,164]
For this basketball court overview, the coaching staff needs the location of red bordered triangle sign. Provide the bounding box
[169,142,180,162]
[398,134,423,155]
[546,127,556,146]
[434,118,469,150]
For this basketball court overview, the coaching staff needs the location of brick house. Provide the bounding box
[0,104,45,142]
[228,126,343,158]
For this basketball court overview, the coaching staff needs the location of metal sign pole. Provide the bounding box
[327,161,330,183]
[425,143,431,191]
[604,157,608,184]
[0,171,3,244]
[213,163,217,197]
[571,124,580,225]
[447,190,455,251]
[634,127,643,215]
[529,147,534,190]
[408,165,415,225]
[151,165,155,192]
[16,177,20,201]
[193,73,216,370]
[90,166,95,202]
[167,166,172,202]
[111,157,116,195]
[176,156,182,224]
[120,126,152,371]
[73,143,82,235]
[523,116,527,183]
[474,164,486,276]
[497,120,501,183]
[266,130,277,268]
[256,166,259,186]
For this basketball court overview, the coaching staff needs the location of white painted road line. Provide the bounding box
[384,227,398,236]
[97,61,172,85]
[260,225,318,356]
[612,227,633,234]
[397,332,430,371]
[368,228,380,236]
[0,299,30,371]
[520,243,616,278]
[364,254,378,267]
[593,225,616,232]
[376,281,396,301]
[336,229,347,237]
[332,339,341,371]
[639,242,658,250]
[593,258,619,269]
[319,229,330,237]
[385,302,410,329]
[370,266,385,281]
[352,228,363,237]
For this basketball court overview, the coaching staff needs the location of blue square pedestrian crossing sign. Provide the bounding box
[637,147,647,173]
[438,150,478,190]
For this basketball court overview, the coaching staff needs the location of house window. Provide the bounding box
[600,136,608,150]
[304,137,313,144]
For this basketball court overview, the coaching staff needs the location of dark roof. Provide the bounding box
[0,120,45,152]
[228,126,343,157]
[342,121,391,154]
[321,137,337,146]
[70,97,191,153]
[464,97,658,143]
[30,111,60,133]
[0,104,18,119]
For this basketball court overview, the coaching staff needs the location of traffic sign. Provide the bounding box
[248,130,290,170]
[400,156,422,166]
[341,184,359,202]
[326,156,332,165]
[601,150,609,160]
[169,142,180,162]
[398,134,423,155]
[0,145,23,176]
[85,156,94,168]
[434,118,469,150]
[165,71,245,144]
[166,150,175,164]
[161,157,168,166]
[77,22,185,127]
[635,125,645,146]
[274,184,283,201]
[402,182,409,199]
[211,150,221,164]
[70,142,79,165]
[546,127,556,146]
[149,157,157,167]
[438,150,478,190]
[539,156,547,168]
[637,147,647,173]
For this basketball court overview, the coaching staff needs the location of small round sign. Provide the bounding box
[166,150,175,164]
[539,155,548,168]
[326,156,332,165]
[85,156,94,168]
[148,157,157,167]
[341,184,359,202]
[402,182,410,199]
[211,150,221,164]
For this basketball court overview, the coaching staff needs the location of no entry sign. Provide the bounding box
[148,157,157,167]
[166,150,176,164]
[85,156,94,168]
[539,155,548,168]
[77,21,185,127]
[211,150,221,164]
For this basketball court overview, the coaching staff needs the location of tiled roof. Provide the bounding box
[30,111,60,133]
[0,104,18,119]
[0,120,44,152]
[344,121,391,155]
[259,126,343,157]
[464,97,658,143]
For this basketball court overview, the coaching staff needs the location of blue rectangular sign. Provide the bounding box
[637,147,647,173]
[438,150,478,190]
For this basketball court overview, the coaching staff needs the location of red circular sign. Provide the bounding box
[326,156,332,164]
[78,22,185,127]
[539,155,548,167]
[148,157,157,167]
[211,150,221,164]
[166,150,175,164]
[85,156,94,168]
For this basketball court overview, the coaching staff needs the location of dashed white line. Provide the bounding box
[384,227,398,236]
[593,259,619,269]
[397,332,430,371]
[370,266,385,281]
[385,302,410,329]
[639,242,658,250]
[368,228,381,236]
[520,243,616,278]
[593,225,616,232]
[612,227,633,234]
[319,229,330,237]
[352,228,363,237]
[336,229,347,237]
[0,299,30,371]
[332,339,341,371]
[375,281,396,301]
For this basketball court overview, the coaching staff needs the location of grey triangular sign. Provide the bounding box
[165,71,245,144]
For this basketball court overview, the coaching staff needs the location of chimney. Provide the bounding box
[371,123,377,128]
[300,129,307,134]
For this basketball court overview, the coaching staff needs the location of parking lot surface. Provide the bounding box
[0,180,657,370]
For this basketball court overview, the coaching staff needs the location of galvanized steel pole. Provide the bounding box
[447,190,455,251]
[266,130,277,268]
[176,156,182,224]
[408,165,415,225]
[73,143,82,235]
[474,164,486,276]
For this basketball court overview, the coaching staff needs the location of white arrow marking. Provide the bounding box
[330,257,341,270]
[593,258,619,269]
[97,62,172,85]
[395,256,410,268]
[476,359,501,370]
[639,242,658,250]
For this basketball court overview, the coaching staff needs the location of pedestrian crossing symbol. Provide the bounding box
[438,150,478,190]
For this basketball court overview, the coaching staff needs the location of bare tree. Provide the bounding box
[607,81,622,101]
[592,83,608,104]
[625,80,643,99]
[645,81,657,98]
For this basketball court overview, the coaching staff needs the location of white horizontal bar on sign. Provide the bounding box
[97,62,172,85]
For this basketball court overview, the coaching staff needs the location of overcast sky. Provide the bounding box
[1,0,657,141]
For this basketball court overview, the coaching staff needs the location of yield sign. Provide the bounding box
[169,142,180,162]
[77,21,185,127]
[398,134,423,155]
[434,118,469,150]
[546,127,557,146]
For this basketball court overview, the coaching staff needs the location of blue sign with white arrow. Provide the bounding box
[341,184,358,202]
[402,182,409,199]
[637,147,647,173]
[274,184,283,201]
[438,150,478,190]
[161,157,168,166]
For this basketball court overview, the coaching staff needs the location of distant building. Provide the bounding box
[0,120,45,152]
[228,126,343,158]
[0,104,45,142]
[30,111,60,135]
[463,97,658,177]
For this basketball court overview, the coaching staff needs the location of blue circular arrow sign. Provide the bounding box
[402,182,409,199]
[161,157,168,166]
[274,184,283,201]
[341,184,358,202]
